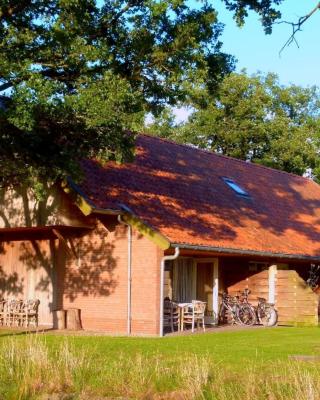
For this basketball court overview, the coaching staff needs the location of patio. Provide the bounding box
[162,253,319,335]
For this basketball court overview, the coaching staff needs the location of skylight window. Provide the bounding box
[222,177,249,197]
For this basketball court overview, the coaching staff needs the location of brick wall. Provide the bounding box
[58,215,163,335]
[131,228,162,335]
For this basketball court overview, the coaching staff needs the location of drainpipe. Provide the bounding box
[118,215,132,335]
[159,247,180,337]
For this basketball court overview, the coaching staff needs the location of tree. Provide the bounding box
[279,2,320,53]
[152,72,320,180]
[0,0,285,192]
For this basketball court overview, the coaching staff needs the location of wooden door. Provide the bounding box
[196,262,213,313]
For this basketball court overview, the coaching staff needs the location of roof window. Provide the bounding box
[222,177,249,197]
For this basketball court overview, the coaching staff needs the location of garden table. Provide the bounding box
[176,302,193,331]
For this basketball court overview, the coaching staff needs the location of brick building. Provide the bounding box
[0,134,319,335]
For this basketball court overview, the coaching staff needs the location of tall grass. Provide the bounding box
[0,334,319,399]
[0,335,93,399]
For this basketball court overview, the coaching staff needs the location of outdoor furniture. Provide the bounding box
[176,302,192,331]
[0,299,40,327]
[163,299,179,332]
[23,299,40,327]
[0,300,6,326]
[6,299,23,327]
[181,300,206,333]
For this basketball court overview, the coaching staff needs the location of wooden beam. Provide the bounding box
[122,213,170,250]
[62,181,171,250]
[268,264,277,304]
[62,181,121,216]
[62,182,93,216]
[213,259,219,325]
[52,228,74,257]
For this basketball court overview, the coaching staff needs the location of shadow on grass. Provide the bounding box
[0,327,54,338]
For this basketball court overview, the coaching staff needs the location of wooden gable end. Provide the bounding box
[0,184,94,229]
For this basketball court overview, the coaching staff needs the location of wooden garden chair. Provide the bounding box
[181,300,206,333]
[163,299,179,332]
[22,299,40,327]
[0,300,7,326]
[6,299,23,327]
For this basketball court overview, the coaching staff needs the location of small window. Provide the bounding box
[222,177,249,197]
[249,262,269,271]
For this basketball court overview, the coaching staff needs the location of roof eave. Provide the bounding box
[171,242,320,262]
[62,178,121,216]
[63,180,171,250]
[120,204,171,250]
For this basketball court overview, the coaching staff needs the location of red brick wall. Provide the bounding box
[0,216,163,334]
[58,215,163,335]
[131,229,162,335]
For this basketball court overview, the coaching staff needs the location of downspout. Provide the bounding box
[118,215,132,335]
[159,247,180,337]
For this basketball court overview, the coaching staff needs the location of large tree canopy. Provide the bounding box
[148,72,320,180]
[0,0,285,191]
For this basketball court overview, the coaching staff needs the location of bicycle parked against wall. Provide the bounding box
[255,296,278,326]
[307,264,320,289]
[241,288,278,327]
[218,292,256,326]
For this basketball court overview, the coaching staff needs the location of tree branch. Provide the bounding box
[0,82,13,92]
[279,2,320,55]
[0,0,32,20]
[89,0,143,41]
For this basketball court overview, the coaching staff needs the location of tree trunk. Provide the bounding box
[53,309,66,329]
[66,308,82,330]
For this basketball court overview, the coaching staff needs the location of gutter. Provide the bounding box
[118,215,132,335]
[171,243,320,262]
[159,247,180,337]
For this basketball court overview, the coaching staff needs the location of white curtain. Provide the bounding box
[172,258,195,302]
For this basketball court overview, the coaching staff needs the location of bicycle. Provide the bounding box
[307,264,320,289]
[240,289,277,327]
[218,292,256,326]
[256,296,278,326]
[238,288,256,326]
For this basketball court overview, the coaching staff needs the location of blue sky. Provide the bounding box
[215,0,319,87]
[173,0,320,122]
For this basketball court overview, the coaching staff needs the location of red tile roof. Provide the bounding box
[78,134,320,258]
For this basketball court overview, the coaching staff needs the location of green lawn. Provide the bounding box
[0,327,319,399]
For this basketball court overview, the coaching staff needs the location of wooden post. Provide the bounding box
[213,259,219,325]
[54,310,66,330]
[66,308,82,330]
[268,264,277,304]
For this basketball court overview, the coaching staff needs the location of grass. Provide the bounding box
[0,327,319,399]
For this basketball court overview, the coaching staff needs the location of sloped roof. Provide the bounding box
[78,134,320,258]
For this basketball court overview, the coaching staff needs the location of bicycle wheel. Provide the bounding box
[259,306,278,327]
[237,304,256,326]
[219,304,230,325]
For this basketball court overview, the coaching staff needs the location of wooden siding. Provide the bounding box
[221,258,318,326]
[220,258,269,306]
[0,185,93,229]
[0,240,55,325]
[276,270,318,326]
